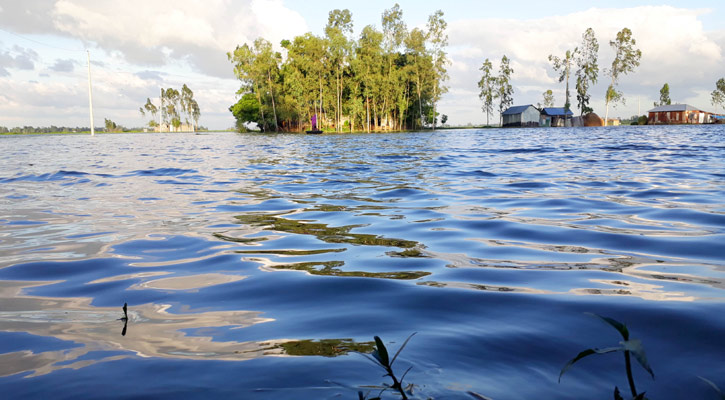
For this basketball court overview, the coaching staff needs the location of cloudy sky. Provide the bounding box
[1,0,724,129]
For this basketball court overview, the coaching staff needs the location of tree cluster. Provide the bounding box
[476,55,514,126]
[139,84,200,132]
[228,4,449,133]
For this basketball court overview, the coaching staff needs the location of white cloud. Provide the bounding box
[442,6,723,125]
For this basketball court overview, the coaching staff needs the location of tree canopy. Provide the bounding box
[228,4,449,132]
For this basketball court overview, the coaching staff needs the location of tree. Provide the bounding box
[228,38,282,132]
[604,28,642,126]
[326,9,353,132]
[549,48,576,114]
[139,97,158,129]
[710,78,725,110]
[655,83,671,107]
[575,28,599,115]
[104,118,118,132]
[427,9,448,130]
[230,93,261,131]
[477,58,496,126]
[542,89,555,108]
[497,55,514,126]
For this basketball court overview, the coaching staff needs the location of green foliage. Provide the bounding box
[637,115,648,125]
[542,89,555,108]
[361,333,417,400]
[477,58,496,125]
[549,48,577,112]
[655,83,671,106]
[711,78,725,110]
[228,5,448,133]
[604,27,641,125]
[497,55,514,125]
[560,313,654,399]
[104,118,119,132]
[575,28,599,115]
[229,93,261,131]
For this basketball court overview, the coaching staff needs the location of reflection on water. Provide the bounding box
[0,128,724,399]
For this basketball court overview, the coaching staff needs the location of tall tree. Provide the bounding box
[181,84,194,130]
[228,38,281,132]
[549,48,577,115]
[139,97,158,129]
[575,27,599,115]
[655,83,671,106]
[710,78,725,110]
[426,9,448,130]
[325,9,353,131]
[604,27,642,126]
[477,58,496,126]
[405,27,431,130]
[497,55,514,126]
[541,89,555,108]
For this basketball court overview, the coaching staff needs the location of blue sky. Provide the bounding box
[1,0,723,129]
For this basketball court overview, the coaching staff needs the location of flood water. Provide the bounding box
[0,127,723,399]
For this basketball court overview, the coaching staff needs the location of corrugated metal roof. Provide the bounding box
[541,107,574,116]
[648,104,701,112]
[502,105,536,115]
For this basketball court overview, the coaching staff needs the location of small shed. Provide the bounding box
[648,104,708,124]
[502,105,540,127]
[540,107,574,127]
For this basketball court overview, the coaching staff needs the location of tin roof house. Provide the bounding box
[540,107,574,127]
[501,105,540,127]
[648,104,712,124]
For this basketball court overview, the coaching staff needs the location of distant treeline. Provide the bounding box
[0,125,209,134]
[0,126,96,134]
[228,4,449,133]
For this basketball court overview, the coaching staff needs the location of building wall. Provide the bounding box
[503,106,540,127]
[648,110,706,124]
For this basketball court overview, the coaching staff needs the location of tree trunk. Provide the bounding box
[267,71,278,132]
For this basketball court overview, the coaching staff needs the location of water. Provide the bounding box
[0,127,723,399]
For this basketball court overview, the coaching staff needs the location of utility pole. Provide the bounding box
[87,50,95,136]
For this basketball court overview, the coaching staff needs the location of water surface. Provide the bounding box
[1,127,724,399]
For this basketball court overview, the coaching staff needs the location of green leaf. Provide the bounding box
[621,339,655,379]
[587,313,630,340]
[373,336,390,367]
[560,347,623,382]
[391,332,416,366]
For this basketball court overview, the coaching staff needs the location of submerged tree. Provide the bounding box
[477,58,496,126]
[710,78,725,110]
[549,48,577,114]
[138,98,159,129]
[655,83,671,107]
[604,28,642,126]
[497,55,514,126]
[427,9,449,130]
[228,5,448,133]
[575,28,599,115]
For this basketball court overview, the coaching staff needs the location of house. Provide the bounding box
[540,107,574,127]
[648,104,710,124]
[501,105,540,127]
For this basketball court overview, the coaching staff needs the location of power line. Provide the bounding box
[0,27,86,53]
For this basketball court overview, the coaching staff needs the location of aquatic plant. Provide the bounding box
[360,333,417,400]
[559,313,654,399]
[699,377,725,400]
[120,302,128,336]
